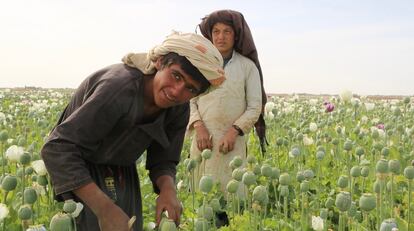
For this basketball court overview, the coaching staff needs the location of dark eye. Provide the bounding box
[172,72,181,81]
[186,87,197,94]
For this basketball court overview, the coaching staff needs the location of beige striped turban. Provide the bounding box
[122,31,225,86]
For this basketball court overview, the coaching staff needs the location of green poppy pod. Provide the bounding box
[210,198,221,212]
[317,145,325,152]
[343,140,353,151]
[300,181,310,193]
[1,175,18,191]
[337,175,349,189]
[226,179,239,194]
[325,197,334,208]
[404,166,414,180]
[361,166,370,177]
[335,191,351,212]
[353,126,360,135]
[271,167,280,180]
[376,159,389,174]
[242,171,256,186]
[199,175,214,194]
[381,147,390,157]
[279,185,289,197]
[359,193,376,212]
[373,179,385,194]
[336,127,342,134]
[246,155,257,164]
[25,166,34,175]
[348,202,357,217]
[186,159,197,172]
[252,185,268,204]
[373,142,384,151]
[0,130,8,142]
[316,150,325,161]
[253,165,261,176]
[18,205,32,220]
[24,187,38,204]
[350,166,361,177]
[296,171,305,182]
[63,199,77,214]
[372,130,379,139]
[303,169,314,180]
[386,181,396,191]
[232,168,245,181]
[355,147,365,156]
[290,147,300,157]
[283,138,289,146]
[403,96,411,104]
[37,175,48,186]
[332,138,339,145]
[159,218,177,231]
[388,159,401,174]
[276,137,284,146]
[197,205,214,221]
[393,107,401,116]
[20,152,31,165]
[296,133,303,141]
[31,175,37,182]
[320,208,329,220]
[379,218,397,231]
[279,173,291,186]
[194,218,209,231]
[201,149,212,160]
[16,168,25,177]
[17,137,27,146]
[231,156,243,168]
[261,164,272,178]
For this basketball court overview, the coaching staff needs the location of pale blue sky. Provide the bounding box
[0,0,413,95]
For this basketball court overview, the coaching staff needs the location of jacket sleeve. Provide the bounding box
[146,105,190,194]
[233,62,262,134]
[41,78,134,197]
[187,97,202,131]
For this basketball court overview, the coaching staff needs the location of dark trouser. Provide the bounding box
[76,163,142,231]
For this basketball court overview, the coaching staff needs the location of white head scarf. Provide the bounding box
[122,31,225,86]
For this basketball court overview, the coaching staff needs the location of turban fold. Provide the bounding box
[122,31,225,86]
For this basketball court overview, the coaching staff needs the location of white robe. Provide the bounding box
[188,51,262,196]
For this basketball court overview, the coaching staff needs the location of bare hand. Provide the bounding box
[218,127,239,154]
[194,122,213,151]
[155,176,183,227]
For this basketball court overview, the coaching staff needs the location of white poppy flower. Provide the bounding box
[309,123,318,132]
[0,203,9,221]
[340,90,352,103]
[264,102,275,114]
[265,112,274,120]
[364,103,375,111]
[361,116,368,124]
[303,135,314,146]
[31,160,48,176]
[351,98,360,107]
[309,99,318,106]
[311,215,324,231]
[5,145,24,162]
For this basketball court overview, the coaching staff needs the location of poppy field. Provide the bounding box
[0,88,413,231]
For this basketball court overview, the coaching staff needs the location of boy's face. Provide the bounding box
[153,63,202,108]
[211,22,235,57]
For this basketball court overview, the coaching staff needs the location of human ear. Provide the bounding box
[154,57,163,70]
